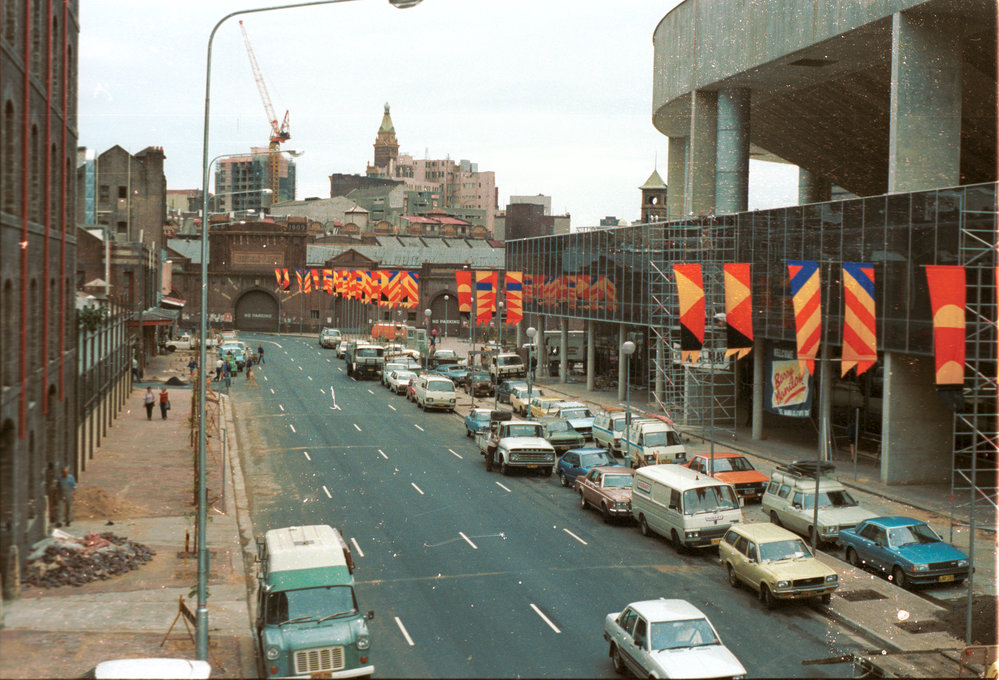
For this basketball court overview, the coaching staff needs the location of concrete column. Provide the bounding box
[686,90,718,217]
[667,136,686,219]
[818,342,833,461]
[881,352,953,485]
[515,323,522,349]
[537,316,546,378]
[715,88,750,215]
[559,319,568,384]
[798,168,831,204]
[654,333,664,403]
[888,11,963,193]
[752,338,764,441]
[586,320,595,392]
[617,323,627,403]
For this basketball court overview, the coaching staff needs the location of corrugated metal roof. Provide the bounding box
[167,239,202,264]
[308,239,503,268]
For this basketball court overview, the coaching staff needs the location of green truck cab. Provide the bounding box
[256,525,374,678]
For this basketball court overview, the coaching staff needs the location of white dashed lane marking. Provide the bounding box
[395,617,415,646]
[411,483,424,495]
[303,451,311,461]
[289,424,296,433]
[448,448,462,459]
[351,537,365,557]
[414,424,424,432]
[459,532,478,549]
[322,485,332,499]
[530,604,561,633]
[563,528,588,546]
[353,424,362,432]
[495,482,511,493]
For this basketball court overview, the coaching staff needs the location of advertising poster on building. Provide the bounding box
[765,344,812,417]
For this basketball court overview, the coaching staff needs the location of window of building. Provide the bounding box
[118,186,127,199]
[99,184,109,203]
[2,100,17,215]
[116,221,127,235]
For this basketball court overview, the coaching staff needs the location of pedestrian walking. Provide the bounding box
[257,344,265,364]
[57,466,76,527]
[45,462,59,525]
[143,387,155,420]
[215,358,224,382]
[223,361,232,392]
[132,357,141,381]
[159,387,170,420]
[187,357,198,378]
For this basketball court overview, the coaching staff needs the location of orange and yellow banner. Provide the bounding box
[925,265,965,385]
[505,272,523,325]
[674,264,705,364]
[841,263,877,377]
[723,263,753,359]
[476,271,497,325]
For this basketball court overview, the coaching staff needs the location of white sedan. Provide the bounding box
[386,370,417,395]
[603,599,745,679]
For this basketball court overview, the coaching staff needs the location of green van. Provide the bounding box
[256,525,374,678]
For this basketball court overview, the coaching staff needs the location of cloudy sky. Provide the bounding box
[78,0,798,228]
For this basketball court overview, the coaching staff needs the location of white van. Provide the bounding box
[413,374,457,412]
[631,464,743,552]
[592,407,629,456]
[624,419,687,468]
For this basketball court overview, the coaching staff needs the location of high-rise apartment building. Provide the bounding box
[215,147,296,214]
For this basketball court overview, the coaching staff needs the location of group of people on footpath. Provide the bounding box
[143,386,170,419]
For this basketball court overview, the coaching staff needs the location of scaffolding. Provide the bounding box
[647,218,737,438]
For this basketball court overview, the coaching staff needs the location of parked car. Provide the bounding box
[462,370,494,397]
[719,522,838,608]
[557,447,619,488]
[685,452,770,502]
[575,466,634,522]
[413,374,457,412]
[336,340,348,359]
[319,327,342,348]
[438,364,470,383]
[592,407,631,457]
[540,418,586,454]
[386,370,416,395]
[553,402,595,439]
[218,343,246,370]
[465,408,494,438]
[495,379,528,405]
[510,386,539,416]
[603,599,746,679]
[762,461,877,546]
[528,395,563,419]
[381,362,408,387]
[839,516,970,589]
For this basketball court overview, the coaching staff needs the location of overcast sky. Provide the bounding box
[78,0,798,228]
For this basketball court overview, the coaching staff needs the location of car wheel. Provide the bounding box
[601,503,611,523]
[639,515,650,537]
[727,564,739,589]
[542,466,552,477]
[892,566,908,590]
[579,491,587,509]
[846,547,861,568]
[501,461,510,476]
[610,644,626,675]
[466,428,471,438]
[165,345,176,352]
[761,584,776,610]
[670,529,684,553]
[559,471,568,487]
[770,510,782,527]
[820,593,832,605]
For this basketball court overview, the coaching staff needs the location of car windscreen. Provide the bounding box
[427,380,455,392]
[682,485,739,514]
[888,523,941,547]
[562,409,592,419]
[603,473,633,488]
[507,424,542,437]
[649,618,720,650]
[707,456,754,473]
[802,489,858,509]
[470,372,490,381]
[643,430,680,447]
[759,538,813,563]
[613,419,627,432]
[357,348,382,357]
[546,421,571,432]
[265,585,358,626]
[497,356,520,366]
[394,371,415,381]
[579,452,614,468]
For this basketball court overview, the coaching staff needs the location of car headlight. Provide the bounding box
[958,559,969,568]
[265,646,281,661]
[825,574,838,583]
[356,635,370,650]
[685,530,699,538]
[912,564,929,572]
[821,524,838,534]
[776,580,790,589]
[615,501,628,509]
[510,453,520,461]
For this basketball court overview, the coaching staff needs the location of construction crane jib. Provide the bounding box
[238,20,289,201]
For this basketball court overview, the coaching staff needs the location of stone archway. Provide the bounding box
[235,289,279,332]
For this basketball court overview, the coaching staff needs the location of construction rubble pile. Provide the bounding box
[24,529,155,588]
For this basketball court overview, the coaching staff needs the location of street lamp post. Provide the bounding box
[443,294,449,342]
[424,308,432,369]
[526,326,536,419]
[497,300,504,349]
[198,0,422,661]
[622,340,636,462]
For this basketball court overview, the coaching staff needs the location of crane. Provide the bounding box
[238,20,289,201]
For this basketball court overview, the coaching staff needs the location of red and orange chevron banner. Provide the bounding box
[787,260,821,375]
[723,263,753,359]
[673,264,705,364]
[505,271,523,325]
[455,270,473,313]
[925,265,966,385]
[841,262,877,377]
[274,268,290,291]
[476,271,497,325]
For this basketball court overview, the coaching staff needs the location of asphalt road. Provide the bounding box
[231,333,868,678]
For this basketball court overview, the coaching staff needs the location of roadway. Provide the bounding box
[230,332,869,678]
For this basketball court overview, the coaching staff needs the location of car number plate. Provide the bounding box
[711,538,722,545]
[527,464,538,469]
[939,574,954,582]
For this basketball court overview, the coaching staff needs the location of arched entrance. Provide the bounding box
[235,289,279,331]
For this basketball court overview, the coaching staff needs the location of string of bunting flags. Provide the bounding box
[273,268,421,308]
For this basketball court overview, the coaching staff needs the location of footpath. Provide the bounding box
[0,352,255,679]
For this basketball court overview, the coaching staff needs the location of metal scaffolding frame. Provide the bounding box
[647,219,737,438]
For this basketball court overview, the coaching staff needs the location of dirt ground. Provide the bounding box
[74,486,148,519]
[937,594,998,645]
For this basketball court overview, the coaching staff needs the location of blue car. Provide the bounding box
[556,447,619,488]
[465,408,493,438]
[838,516,970,589]
[439,365,470,382]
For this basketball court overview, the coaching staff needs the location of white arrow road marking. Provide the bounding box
[329,386,340,410]
[414,424,424,432]
[448,448,463,459]
[411,483,424,495]
[322,485,332,499]
[530,604,561,633]
[495,481,511,493]
[303,452,311,461]
[459,532,478,549]
[563,528,588,545]
[395,617,415,646]
[350,537,364,557]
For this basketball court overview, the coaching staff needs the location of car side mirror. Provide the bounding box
[366,610,375,620]
[793,503,802,509]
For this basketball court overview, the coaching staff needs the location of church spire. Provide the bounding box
[379,102,395,133]
[373,102,399,172]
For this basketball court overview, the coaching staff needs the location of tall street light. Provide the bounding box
[526,326,536,419]
[198,0,422,661]
[423,308,432,368]
[443,294,449,341]
[497,300,504,348]
[623,340,636,463]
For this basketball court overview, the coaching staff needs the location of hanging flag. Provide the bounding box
[386,271,403,308]
[787,260,821,375]
[274,268,290,291]
[310,269,320,293]
[505,271,523,325]
[401,271,420,308]
[455,270,473,313]
[476,271,497,324]
[295,269,306,293]
[841,262,877,377]
[925,265,966,385]
[723,263,753,359]
[322,269,333,294]
[674,264,705,364]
